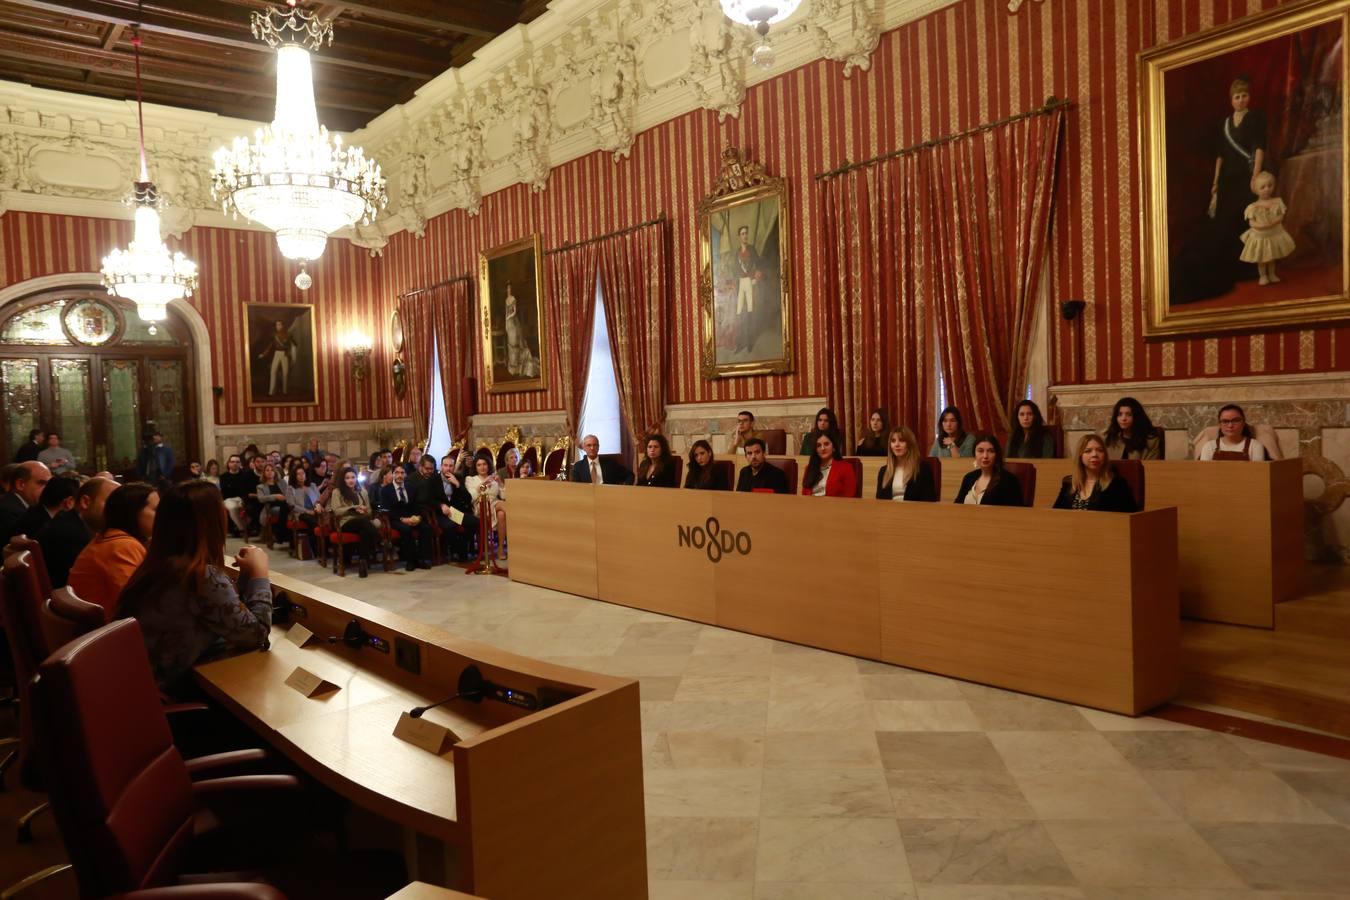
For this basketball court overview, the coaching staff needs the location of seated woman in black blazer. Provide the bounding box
[875,426,936,501]
[635,434,679,487]
[1053,433,1137,512]
[855,408,889,457]
[684,440,728,490]
[953,434,1024,506]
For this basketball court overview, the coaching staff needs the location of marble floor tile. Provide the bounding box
[1011,770,1178,821]
[676,674,772,702]
[665,701,770,733]
[887,771,1036,820]
[1194,823,1350,891]
[1143,770,1337,824]
[769,668,866,701]
[685,653,776,676]
[872,701,981,732]
[762,731,883,770]
[968,696,1093,732]
[876,732,1009,772]
[646,816,759,882]
[988,732,1132,774]
[756,818,910,884]
[645,768,764,817]
[757,883,917,899]
[650,881,755,900]
[1275,770,1350,824]
[692,628,776,656]
[899,819,1076,886]
[640,675,684,701]
[766,700,876,732]
[759,769,896,818]
[665,732,766,769]
[1043,821,1244,888]
[862,674,967,701]
[1102,731,1262,770]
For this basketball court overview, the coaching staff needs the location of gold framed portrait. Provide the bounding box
[479,234,547,393]
[697,147,793,378]
[1141,0,1349,337]
[242,302,319,407]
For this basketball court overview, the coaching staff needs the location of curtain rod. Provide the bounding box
[545,213,668,256]
[815,96,1072,181]
[398,273,473,300]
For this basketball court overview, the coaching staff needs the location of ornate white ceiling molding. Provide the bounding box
[0,0,957,252]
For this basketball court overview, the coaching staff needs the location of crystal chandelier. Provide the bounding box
[720,0,802,69]
[210,0,386,290]
[102,25,198,322]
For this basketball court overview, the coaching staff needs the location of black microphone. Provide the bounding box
[409,665,485,718]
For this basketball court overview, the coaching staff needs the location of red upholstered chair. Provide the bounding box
[4,534,52,603]
[287,515,313,560]
[320,511,361,576]
[667,457,684,486]
[521,445,540,475]
[765,458,799,494]
[758,429,788,455]
[1153,425,1167,460]
[921,457,942,498]
[599,453,630,483]
[1,550,52,841]
[1050,424,1065,459]
[1110,459,1146,510]
[543,445,568,480]
[41,586,107,655]
[1002,461,1037,508]
[709,460,735,491]
[495,441,516,470]
[843,457,864,498]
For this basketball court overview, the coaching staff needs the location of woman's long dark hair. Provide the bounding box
[1007,400,1049,458]
[936,406,967,445]
[102,482,157,542]
[857,408,889,452]
[803,432,841,490]
[335,465,361,505]
[810,407,841,440]
[685,439,715,487]
[117,481,226,618]
[638,434,672,479]
[1104,397,1157,455]
[972,433,1006,489]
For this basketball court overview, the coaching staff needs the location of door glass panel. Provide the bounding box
[149,360,187,464]
[1,301,66,344]
[50,358,93,469]
[1,359,40,461]
[103,360,141,473]
[122,317,180,345]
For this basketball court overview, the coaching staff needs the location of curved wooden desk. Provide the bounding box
[194,569,647,900]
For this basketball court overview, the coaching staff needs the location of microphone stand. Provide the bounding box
[408,665,484,718]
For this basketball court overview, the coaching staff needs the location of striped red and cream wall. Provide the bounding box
[0,211,400,425]
[382,0,1347,421]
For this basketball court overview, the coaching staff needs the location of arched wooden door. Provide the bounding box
[0,290,198,475]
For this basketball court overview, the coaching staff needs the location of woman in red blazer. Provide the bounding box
[801,433,857,498]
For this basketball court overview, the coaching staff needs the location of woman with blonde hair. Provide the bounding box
[1053,433,1137,512]
[875,426,935,502]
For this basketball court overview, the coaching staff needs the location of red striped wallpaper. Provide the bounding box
[0,211,399,425]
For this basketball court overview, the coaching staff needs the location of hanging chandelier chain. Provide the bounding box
[132,2,148,181]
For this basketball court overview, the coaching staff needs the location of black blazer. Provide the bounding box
[736,464,790,494]
[14,503,52,542]
[380,482,420,519]
[0,492,24,543]
[855,437,887,457]
[1052,474,1137,512]
[635,461,679,488]
[953,468,1024,506]
[875,463,937,502]
[12,442,40,463]
[36,510,91,588]
[570,456,632,485]
[423,474,474,516]
[684,466,730,491]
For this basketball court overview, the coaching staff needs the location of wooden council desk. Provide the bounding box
[729,455,1302,628]
[193,570,647,900]
[510,480,1179,715]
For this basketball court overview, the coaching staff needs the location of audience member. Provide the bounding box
[876,426,936,501]
[497,447,523,482]
[67,481,157,619]
[930,406,976,458]
[1104,397,1162,460]
[185,461,205,481]
[954,434,1023,506]
[285,464,321,556]
[1053,433,1138,511]
[241,443,261,466]
[255,462,289,541]
[37,432,77,474]
[570,434,632,484]
[731,411,759,450]
[855,408,889,457]
[380,465,432,571]
[23,475,94,587]
[802,432,856,498]
[465,455,507,562]
[137,431,176,483]
[636,434,679,488]
[0,461,51,543]
[330,466,380,578]
[204,459,220,486]
[685,440,728,490]
[799,407,843,456]
[118,481,271,697]
[0,462,20,495]
[424,454,478,561]
[12,428,43,463]
[302,438,326,466]
[218,454,257,536]
[1006,400,1056,458]
[1198,403,1267,461]
[735,438,789,493]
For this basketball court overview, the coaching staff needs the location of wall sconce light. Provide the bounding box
[343,331,373,381]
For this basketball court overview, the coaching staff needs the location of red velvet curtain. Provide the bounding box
[545,245,601,437]
[822,158,934,449]
[596,222,669,440]
[430,279,476,442]
[396,292,435,446]
[927,108,1065,441]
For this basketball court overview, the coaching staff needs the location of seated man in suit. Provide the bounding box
[0,461,52,544]
[34,475,118,588]
[379,465,432,571]
[570,434,633,484]
[423,453,479,561]
[735,438,789,493]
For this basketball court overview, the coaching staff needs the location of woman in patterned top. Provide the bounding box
[117,481,272,697]
[1052,433,1137,512]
